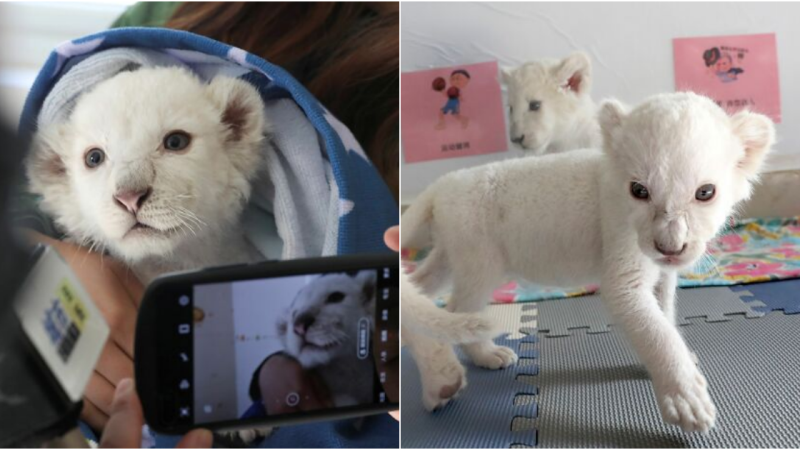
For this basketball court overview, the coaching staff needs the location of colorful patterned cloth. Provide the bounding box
[403,217,800,303]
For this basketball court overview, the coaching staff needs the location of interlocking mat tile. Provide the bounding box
[535,313,800,448]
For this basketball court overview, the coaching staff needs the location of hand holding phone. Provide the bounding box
[135,254,399,434]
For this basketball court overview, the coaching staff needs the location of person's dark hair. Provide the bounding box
[703,47,721,67]
[451,69,471,79]
[248,357,267,402]
[166,2,399,201]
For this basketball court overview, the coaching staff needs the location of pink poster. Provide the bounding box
[673,33,781,123]
[401,61,508,163]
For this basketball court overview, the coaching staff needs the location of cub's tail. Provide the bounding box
[401,187,437,249]
[402,273,500,344]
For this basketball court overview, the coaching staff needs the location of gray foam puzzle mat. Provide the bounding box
[400,333,539,448]
[402,280,800,448]
[401,304,539,448]
[527,286,767,337]
[731,278,800,314]
[535,313,800,448]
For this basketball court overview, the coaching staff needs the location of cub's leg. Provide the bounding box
[603,259,716,432]
[446,245,517,370]
[404,328,466,411]
[654,270,678,326]
[655,270,699,365]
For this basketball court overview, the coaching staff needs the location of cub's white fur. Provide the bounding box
[277,272,377,407]
[401,271,501,410]
[403,92,775,432]
[401,271,499,344]
[26,67,267,284]
[503,52,600,155]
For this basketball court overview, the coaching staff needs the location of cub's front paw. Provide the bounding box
[656,368,716,432]
[464,341,518,370]
[421,359,466,411]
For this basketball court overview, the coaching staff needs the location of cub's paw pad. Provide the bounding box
[657,373,716,433]
[468,344,518,370]
[422,362,467,411]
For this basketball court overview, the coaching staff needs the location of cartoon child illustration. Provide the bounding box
[703,47,744,83]
[432,69,471,130]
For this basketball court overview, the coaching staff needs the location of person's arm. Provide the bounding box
[257,353,333,415]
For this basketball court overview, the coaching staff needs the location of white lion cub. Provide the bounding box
[277,272,377,407]
[26,67,266,284]
[503,52,600,155]
[403,92,775,432]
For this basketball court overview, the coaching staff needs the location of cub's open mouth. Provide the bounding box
[124,222,178,239]
[302,340,340,351]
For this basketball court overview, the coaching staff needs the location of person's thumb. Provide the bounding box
[99,378,144,448]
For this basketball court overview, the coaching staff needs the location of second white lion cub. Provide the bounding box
[503,52,600,155]
[403,92,775,432]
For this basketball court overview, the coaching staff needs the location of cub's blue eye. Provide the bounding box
[695,184,716,201]
[529,101,541,111]
[630,182,649,200]
[326,292,346,304]
[163,131,191,151]
[85,148,105,168]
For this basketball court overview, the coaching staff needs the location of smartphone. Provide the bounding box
[135,254,399,434]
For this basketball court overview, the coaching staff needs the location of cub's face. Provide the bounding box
[27,67,266,262]
[277,272,377,368]
[504,52,592,154]
[600,93,774,269]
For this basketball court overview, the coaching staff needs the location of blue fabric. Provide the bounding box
[241,402,267,420]
[19,28,398,448]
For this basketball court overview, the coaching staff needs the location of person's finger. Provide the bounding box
[176,429,213,448]
[389,410,400,421]
[99,379,144,448]
[85,372,117,416]
[81,397,109,433]
[384,226,399,252]
[94,342,134,387]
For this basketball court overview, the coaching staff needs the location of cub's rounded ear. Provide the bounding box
[205,76,266,146]
[731,110,775,180]
[25,124,71,195]
[354,270,377,304]
[598,99,628,155]
[554,51,592,95]
[500,67,513,85]
[276,315,288,336]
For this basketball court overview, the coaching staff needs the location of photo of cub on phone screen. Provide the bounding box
[191,269,393,424]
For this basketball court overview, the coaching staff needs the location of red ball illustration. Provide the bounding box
[432,77,446,91]
[447,86,460,99]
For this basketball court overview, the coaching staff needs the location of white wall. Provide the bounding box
[231,275,312,416]
[401,2,800,202]
[0,2,128,123]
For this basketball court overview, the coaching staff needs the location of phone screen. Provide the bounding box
[148,261,398,429]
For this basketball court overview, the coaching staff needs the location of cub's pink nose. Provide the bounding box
[655,242,687,256]
[114,188,151,214]
[293,313,315,336]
